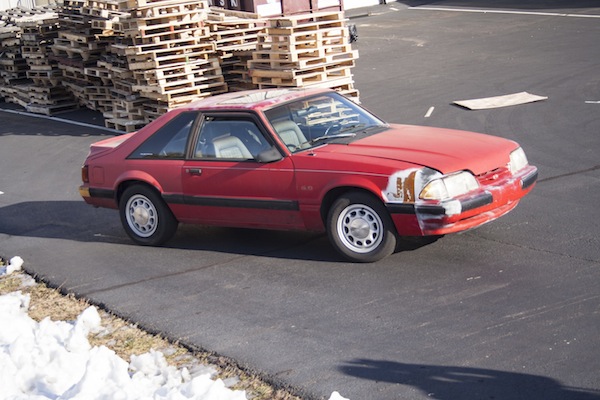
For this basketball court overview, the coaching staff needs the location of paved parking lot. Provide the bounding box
[1,2,600,399]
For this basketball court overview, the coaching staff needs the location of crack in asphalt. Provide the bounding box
[537,165,600,183]
[81,254,254,296]
[80,236,324,296]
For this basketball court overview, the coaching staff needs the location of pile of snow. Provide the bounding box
[0,257,349,400]
[1,255,23,275]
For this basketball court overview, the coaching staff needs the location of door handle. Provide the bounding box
[186,168,202,176]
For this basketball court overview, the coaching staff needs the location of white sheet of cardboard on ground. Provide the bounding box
[454,92,548,110]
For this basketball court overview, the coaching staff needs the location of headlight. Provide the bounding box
[419,171,479,200]
[508,147,529,173]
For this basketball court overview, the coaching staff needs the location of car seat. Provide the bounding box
[272,120,307,149]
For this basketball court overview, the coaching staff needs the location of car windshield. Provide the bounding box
[265,92,387,153]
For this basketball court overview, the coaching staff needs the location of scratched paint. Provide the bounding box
[383,168,440,203]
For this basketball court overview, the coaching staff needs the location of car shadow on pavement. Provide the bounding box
[339,358,600,400]
[0,200,125,244]
[0,201,439,262]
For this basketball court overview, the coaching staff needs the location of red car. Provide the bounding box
[79,88,537,262]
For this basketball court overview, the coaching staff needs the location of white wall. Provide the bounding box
[344,0,394,10]
[1,0,36,11]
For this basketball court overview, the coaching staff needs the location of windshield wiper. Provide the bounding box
[338,123,366,133]
[309,132,357,145]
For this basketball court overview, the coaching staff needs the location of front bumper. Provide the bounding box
[387,166,538,236]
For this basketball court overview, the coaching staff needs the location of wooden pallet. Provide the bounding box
[130,0,208,18]
[13,12,60,30]
[105,117,147,132]
[209,24,264,52]
[134,73,224,95]
[256,75,356,93]
[267,11,346,30]
[86,0,123,12]
[143,100,170,121]
[111,96,147,116]
[51,39,103,61]
[207,6,261,21]
[113,36,211,56]
[137,79,227,104]
[0,71,29,84]
[26,69,62,86]
[249,47,357,69]
[97,59,133,79]
[59,64,87,81]
[28,86,75,105]
[112,80,138,99]
[220,50,255,91]
[26,101,79,115]
[126,45,216,70]
[257,30,348,52]
[250,57,353,83]
[132,57,220,83]
[85,85,112,101]
[130,0,208,11]
[0,26,20,40]
[25,58,57,71]
[84,66,113,84]
[137,77,226,99]
[21,45,53,57]
[0,58,28,69]
[58,31,103,45]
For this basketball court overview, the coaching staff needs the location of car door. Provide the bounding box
[179,113,304,229]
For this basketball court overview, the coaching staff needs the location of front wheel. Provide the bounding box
[327,192,397,263]
[119,185,178,246]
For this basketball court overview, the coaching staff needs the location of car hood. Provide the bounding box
[319,124,519,175]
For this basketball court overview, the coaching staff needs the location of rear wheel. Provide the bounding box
[119,184,178,246]
[327,192,397,263]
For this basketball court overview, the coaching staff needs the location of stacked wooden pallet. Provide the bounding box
[0,15,27,104]
[1,4,361,130]
[116,0,227,112]
[0,8,81,115]
[0,22,26,88]
[19,12,63,88]
[248,11,359,101]
[206,8,265,92]
[54,0,124,114]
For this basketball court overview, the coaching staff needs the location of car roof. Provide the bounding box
[183,87,333,112]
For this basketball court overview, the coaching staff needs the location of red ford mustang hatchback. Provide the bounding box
[79,88,537,262]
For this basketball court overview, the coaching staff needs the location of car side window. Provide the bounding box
[194,117,271,160]
[129,112,198,159]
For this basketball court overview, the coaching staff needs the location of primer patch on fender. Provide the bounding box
[383,168,440,203]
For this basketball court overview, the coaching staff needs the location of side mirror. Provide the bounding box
[256,146,283,163]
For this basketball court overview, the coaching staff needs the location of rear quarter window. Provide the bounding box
[129,112,198,159]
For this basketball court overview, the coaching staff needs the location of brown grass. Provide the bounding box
[0,257,301,400]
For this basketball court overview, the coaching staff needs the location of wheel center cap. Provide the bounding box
[133,207,149,225]
[349,218,370,239]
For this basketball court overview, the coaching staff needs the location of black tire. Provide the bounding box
[119,184,178,246]
[327,192,397,263]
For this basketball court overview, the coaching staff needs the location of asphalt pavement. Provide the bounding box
[1,2,600,399]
